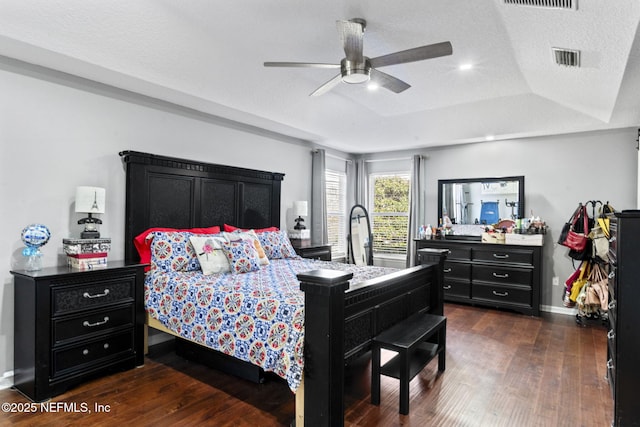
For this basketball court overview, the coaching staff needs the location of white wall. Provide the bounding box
[0,63,319,379]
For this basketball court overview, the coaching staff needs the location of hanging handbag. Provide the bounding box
[558,204,581,245]
[560,204,590,252]
[569,261,590,302]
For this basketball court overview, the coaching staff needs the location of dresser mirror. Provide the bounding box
[348,204,373,265]
[438,176,525,226]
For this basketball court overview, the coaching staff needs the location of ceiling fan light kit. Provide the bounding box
[341,58,371,84]
[264,18,452,96]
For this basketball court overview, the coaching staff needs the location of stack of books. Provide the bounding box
[62,238,111,270]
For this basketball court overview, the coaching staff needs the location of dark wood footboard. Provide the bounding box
[298,259,444,427]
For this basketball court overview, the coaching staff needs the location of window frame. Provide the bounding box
[368,171,411,256]
[325,168,348,260]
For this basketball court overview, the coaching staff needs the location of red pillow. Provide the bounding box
[133,226,221,265]
[223,224,279,233]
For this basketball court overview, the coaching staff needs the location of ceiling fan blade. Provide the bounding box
[370,68,411,93]
[369,41,453,68]
[310,74,343,97]
[264,62,340,69]
[337,19,365,62]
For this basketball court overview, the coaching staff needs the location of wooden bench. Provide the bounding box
[371,312,446,415]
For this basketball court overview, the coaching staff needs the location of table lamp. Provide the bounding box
[293,201,308,230]
[75,186,106,239]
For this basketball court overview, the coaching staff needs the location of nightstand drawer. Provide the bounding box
[52,279,135,315]
[52,330,135,378]
[300,248,331,260]
[52,305,135,345]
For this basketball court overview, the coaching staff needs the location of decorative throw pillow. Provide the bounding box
[223,230,270,266]
[258,230,298,259]
[134,226,220,267]
[220,239,262,274]
[189,235,231,275]
[148,231,202,272]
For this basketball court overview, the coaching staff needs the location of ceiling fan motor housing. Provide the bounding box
[340,58,371,84]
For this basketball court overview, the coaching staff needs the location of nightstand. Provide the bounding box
[290,239,332,261]
[11,261,146,402]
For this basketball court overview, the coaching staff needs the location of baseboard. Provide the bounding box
[540,304,577,316]
[0,370,13,390]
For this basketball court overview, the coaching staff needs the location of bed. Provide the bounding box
[119,150,445,426]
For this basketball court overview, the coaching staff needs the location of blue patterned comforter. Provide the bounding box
[144,258,397,392]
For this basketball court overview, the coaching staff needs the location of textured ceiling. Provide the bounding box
[1,0,639,153]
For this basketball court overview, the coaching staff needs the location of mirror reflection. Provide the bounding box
[439,176,524,225]
[349,204,373,265]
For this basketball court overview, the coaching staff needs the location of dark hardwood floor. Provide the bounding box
[0,303,612,426]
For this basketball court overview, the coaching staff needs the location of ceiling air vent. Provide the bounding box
[552,48,580,67]
[503,0,577,10]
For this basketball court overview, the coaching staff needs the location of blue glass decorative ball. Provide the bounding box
[21,224,51,248]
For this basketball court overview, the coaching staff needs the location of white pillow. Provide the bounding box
[189,235,230,275]
[223,230,270,266]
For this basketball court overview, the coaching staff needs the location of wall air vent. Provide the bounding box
[552,48,580,67]
[503,0,577,10]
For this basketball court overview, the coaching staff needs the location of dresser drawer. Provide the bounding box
[446,246,471,260]
[472,247,533,265]
[443,261,470,280]
[52,278,135,315]
[473,265,532,286]
[51,330,135,378]
[443,279,470,299]
[472,283,532,306]
[52,305,135,345]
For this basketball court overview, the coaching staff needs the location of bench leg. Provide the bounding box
[438,325,446,372]
[371,343,381,405]
[399,350,410,415]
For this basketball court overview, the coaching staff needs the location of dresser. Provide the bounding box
[290,239,332,261]
[415,238,542,316]
[606,210,640,426]
[11,261,146,402]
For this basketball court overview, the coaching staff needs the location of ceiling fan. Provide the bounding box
[264,18,453,96]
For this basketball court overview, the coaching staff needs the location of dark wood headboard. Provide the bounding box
[119,151,285,263]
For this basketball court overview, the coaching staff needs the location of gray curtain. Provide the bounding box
[311,149,328,244]
[407,154,425,267]
[355,157,368,207]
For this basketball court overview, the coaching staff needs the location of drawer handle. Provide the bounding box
[443,268,452,273]
[493,253,509,259]
[83,289,110,299]
[492,290,509,297]
[607,330,615,340]
[83,316,110,328]
[608,300,616,310]
[492,272,509,279]
[443,285,452,290]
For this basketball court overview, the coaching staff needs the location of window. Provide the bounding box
[369,173,410,255]
[326,169,347,259]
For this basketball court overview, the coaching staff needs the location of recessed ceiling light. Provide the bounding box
[459,63,473,71]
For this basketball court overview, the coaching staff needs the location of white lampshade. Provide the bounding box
[75,186,106,214]
[293,201,308,217]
